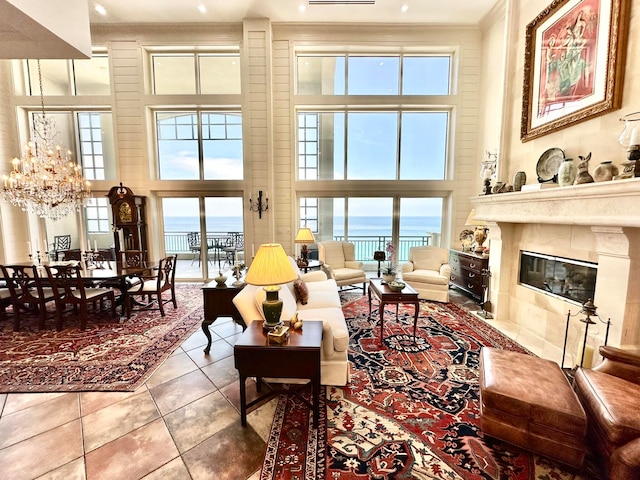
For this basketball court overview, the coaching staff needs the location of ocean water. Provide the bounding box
[163,215,441,237]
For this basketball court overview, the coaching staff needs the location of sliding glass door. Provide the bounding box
[162,196,244,280]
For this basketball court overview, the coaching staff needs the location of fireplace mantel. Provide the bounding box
[469,178,640,352]
[471,179,640,228]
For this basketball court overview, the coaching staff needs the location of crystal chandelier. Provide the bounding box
[1,60,91,221]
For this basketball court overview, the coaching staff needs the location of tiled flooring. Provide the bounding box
[0,316,271,480]
[0,288,548,480]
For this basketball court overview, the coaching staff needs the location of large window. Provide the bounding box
[162,197,244,280]
[298,110,448,180]
[151,53,241,95]
[302,196,442,262]
[85,197,111,233]
[28,111,116,181]
[295,51,454,252]
[26,56,110,96]
[156,111,243,180]
[296,54,450,96]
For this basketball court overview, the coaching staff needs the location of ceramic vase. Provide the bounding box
[214,272,228,286]
[513,171,526,191]
[593,161,618,182]
[382,273,396,283]
[574,153,594,185]
[557,158,576,186]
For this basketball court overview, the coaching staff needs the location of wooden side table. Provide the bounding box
[368,278,420,344]
[201,278,246,354]
[234,320,322,427]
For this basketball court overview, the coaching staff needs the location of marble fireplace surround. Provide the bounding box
[471,179,640,364]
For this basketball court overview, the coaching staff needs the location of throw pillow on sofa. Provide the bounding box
[294,278,309,304]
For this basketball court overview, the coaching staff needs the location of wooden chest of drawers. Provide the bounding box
[449,250,489,303]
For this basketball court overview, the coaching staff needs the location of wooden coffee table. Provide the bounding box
[234,320,322,427]
[368,278,420,344]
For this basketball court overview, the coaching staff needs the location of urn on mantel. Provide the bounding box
[593,161,619,182]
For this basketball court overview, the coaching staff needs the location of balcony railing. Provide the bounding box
[164,232,432,263]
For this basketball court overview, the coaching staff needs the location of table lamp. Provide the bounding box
[465,209,488,253]
[245,243,298,330]
[294,227,315,266]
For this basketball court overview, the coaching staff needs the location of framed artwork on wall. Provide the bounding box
[520,0,631,142]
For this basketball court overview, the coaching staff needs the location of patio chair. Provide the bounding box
[224,232,244,267]
[50,235,71,261]
[0,264,57,331]
[44,264,116,331]
[188,232,212,266]
[124,255,177,319]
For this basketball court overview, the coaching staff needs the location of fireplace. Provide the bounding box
[471,179,640,349]
[519,251,597,305]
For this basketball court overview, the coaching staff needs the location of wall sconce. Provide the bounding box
[249,190,268,219]
[561,298,611,371]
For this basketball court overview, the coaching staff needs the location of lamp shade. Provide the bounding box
[465,209,487,227]
[245,243,298,286]
[294,227,315,243]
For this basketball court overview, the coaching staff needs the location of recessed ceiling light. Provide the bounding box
[94,4,107,16]
[198,4,206,14]
[299,4,306,12]
[401,5,409,13]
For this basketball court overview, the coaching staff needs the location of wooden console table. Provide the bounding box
[201,277,246,354]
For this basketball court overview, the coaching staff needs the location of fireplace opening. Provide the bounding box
[519,251,597,305]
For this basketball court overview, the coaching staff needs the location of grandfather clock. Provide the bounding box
[107,183,148,260]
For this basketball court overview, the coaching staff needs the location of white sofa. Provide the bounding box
[232,258,350,386]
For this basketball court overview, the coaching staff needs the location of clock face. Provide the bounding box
[118,202,133,223]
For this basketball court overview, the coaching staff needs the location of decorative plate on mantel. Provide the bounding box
[536,147,564,183]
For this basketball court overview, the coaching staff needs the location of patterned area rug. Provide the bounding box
[261,297,597,479]
[0,283,204,393]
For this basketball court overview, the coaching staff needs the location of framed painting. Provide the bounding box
[521,0,630,142]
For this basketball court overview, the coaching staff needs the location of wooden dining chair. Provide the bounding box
[124,255,177,319]
[44,264,116,331]
[0,264,57,331]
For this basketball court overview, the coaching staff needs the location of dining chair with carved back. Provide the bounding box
[44,264,116,331]
[0,264,57,331]
[124,255,177,319]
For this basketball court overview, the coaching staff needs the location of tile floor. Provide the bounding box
[0,288,547,480]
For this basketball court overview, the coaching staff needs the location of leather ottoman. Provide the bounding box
[479,347,587,467]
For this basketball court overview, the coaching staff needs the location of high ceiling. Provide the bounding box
[87,0,500,26]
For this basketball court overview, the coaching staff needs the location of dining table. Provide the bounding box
[5,260,159,317]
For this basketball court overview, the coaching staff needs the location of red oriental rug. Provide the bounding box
[261,297,599,479]
[0,283,204,393]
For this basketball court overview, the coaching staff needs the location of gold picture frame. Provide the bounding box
[520,0,631,142]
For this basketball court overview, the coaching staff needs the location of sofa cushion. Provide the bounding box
[293,278,309,304]
[296,307,348,354]
[298,289,340,310]
[412,249,446,271]
[254,285,297,322]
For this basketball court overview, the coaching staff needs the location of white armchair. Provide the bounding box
[401,246,451,302]
[318,241,367,292]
